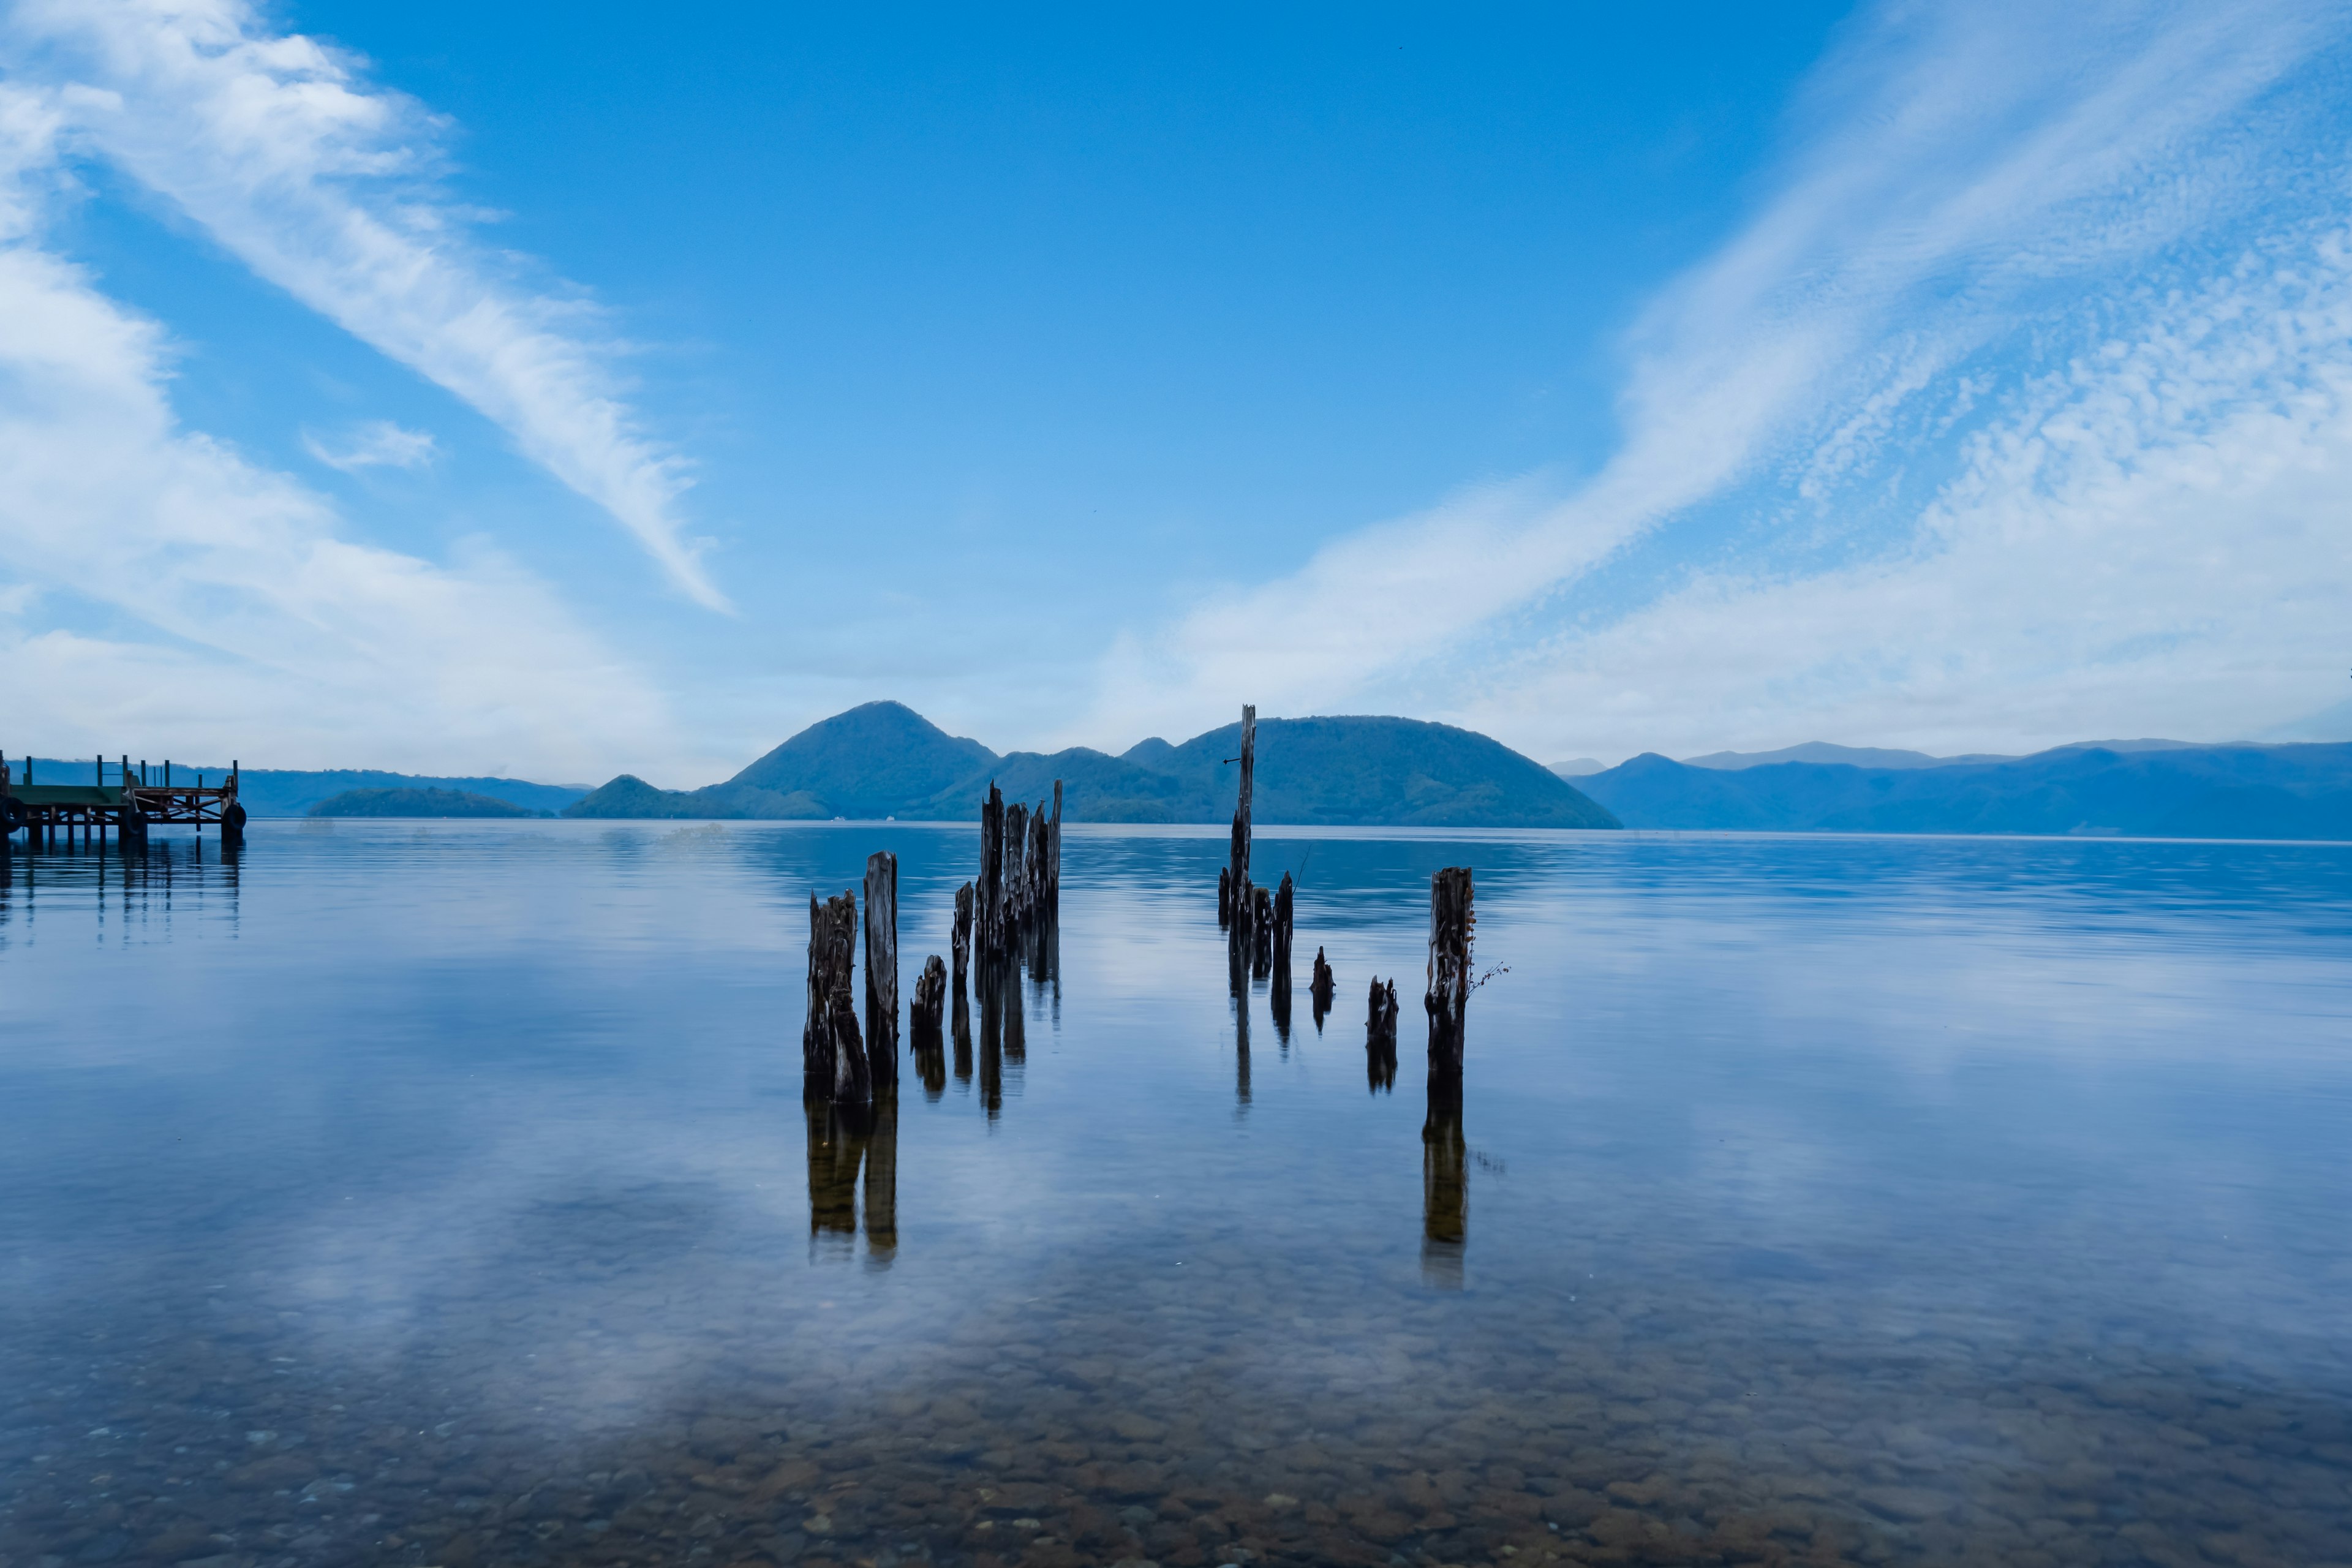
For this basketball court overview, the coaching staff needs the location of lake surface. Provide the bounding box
[4,822,2351,1568]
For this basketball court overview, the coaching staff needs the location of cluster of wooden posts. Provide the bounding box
[1208,704,1475,1280]
[802,782,1063,1112]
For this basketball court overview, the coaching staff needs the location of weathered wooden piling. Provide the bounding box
[1311,946,1335,1016]
[805,891,870,1104]
[864,851,899,1068]
[952,881,974,990]
[1425,866,1474,1072]
[1249,883,1274,978]
[1003,801,1029,932]
[913,954,947,1035]
[1047,778,1063,915]
[1366,977,1400,1091]
[1273,871,1294,971]
[1230,703,1255,893]
[978,783,1005,960]
[1224,704,1256,941]
[1217,865,1232,928]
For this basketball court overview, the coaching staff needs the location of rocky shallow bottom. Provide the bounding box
[6,1226,2348,1568]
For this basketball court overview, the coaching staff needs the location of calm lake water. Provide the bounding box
[4,822,2351,1568]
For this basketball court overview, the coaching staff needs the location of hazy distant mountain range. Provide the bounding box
[1575,744,2352,839]
[20,717,2348,837]
[565,702,1619,828]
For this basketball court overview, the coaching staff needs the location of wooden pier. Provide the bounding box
[0,753,246,850]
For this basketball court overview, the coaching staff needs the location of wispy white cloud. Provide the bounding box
[301,418,435,474]
[0,90,680,778]
[1461,221,2352,758]
[0,0,729,609]
[1087,0,2352,753]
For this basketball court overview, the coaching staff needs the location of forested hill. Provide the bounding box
[562,702,1619,828]
[1576,743,2352,839]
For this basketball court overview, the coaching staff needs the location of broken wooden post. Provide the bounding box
[1273,871,1294,973]
[1026,799,1049,923]
[1366,976,1399,1092]
[952,880,974,992]
[911,955,948,1099]
[805,891,870,1104]
[913,953,946,1032]
[978,782,1004,961]
[1249,883,1274,979]
[1003,801,1029,932]
[1231,703,1254,891]
[864,851,899,1071]
[1311,946,1335,1025]
[1217,865,1232,928]
[1425,866,1474,1074]
[1047,778,1062,916]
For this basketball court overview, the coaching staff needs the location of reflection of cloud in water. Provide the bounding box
[4,823,2352,1563]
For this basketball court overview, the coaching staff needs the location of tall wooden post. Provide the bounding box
[864,851,899,1073]
[1227,704,1255,936]
[952,881,974,992]
[1425,867,1474,1072]
[1003,801,1029,931]
[978,783,1004,961]
[1047,778,1062,915]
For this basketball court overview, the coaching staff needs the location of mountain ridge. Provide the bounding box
[562,704,1619,828]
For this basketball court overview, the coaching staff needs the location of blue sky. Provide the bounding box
[1,1,2348,783]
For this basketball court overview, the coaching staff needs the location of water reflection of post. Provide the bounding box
[1422,1067,1467,1287]
[1233,992,1253,1109]
[952,987,973,1089]
[805,1092,899,1265]
[806,1096,864,1253]
[864,1088,898,1266]
[977,959,1005,1120]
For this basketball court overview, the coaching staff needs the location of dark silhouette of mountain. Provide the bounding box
[1579,744,2352,838]
[308,786,541,818]
[727,700,995,815]
[566,706,1618,827]
[567,702,989,820]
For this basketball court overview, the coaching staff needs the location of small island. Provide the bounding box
[307,786,545,819]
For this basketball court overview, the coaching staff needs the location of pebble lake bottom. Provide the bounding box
[3,823,2351,1568]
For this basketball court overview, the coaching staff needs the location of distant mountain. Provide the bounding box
[567,703,994,820]
[1580,743,2352,839]
[1547,758,1605,778]
[7,758,585,818]
[1679,738,2212,771]
[309,787,541,818]
[1681,742,1976,771]
[567,706,1619,828]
